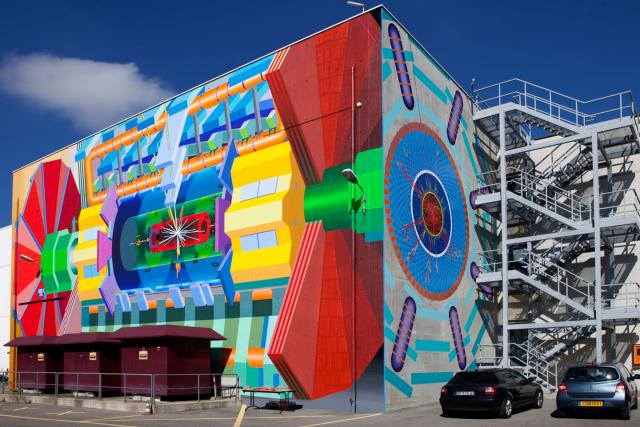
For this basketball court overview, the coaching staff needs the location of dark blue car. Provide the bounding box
[556,363,639,420]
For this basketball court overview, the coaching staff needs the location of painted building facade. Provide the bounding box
[9,7,494,411]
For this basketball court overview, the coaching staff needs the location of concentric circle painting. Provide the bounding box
[385,122,469,300]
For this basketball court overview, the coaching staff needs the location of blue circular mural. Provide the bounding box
[385,122,469,300]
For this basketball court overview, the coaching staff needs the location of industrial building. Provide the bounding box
[6,5,639,413]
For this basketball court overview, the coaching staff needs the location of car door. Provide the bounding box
[512,370,537,403]
[506,370,528,407]
[620,365,637,401]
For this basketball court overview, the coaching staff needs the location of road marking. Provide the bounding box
[81,414,150,422]
[101,417,235,422]
[233,404,247,427]
[0,412,134,427]
[298,413,383,427]
[11,407,30,411]
[47,410,84,415]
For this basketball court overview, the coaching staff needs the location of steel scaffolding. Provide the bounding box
[470,79,640,392]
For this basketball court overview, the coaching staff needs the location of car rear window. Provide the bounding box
[449,372,497,384]
[565,367,619,382]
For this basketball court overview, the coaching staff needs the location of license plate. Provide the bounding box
[455,391,475,396]
[579,401,603,407]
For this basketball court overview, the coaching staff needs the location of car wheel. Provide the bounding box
[498,396,513,419]
[620,401,631,420]
[534,390,543,409]
[442,409,453,417]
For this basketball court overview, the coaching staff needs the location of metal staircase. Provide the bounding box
[471,78,640,393]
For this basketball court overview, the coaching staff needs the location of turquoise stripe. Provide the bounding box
[472,324,487,355]
[384,326,417,362]
[408,38,451,81]
[385,367,413,398]
[465,302,479,334]
[468,360,477,371]
[461,115,468,130]
[401,283,448,320]
[382,61,393,82]
[415,339,450,352]
[462,131,479,176]
[413,65,447,104]
[411,371,454,385]
[448,348,456,362]
[445,87,454,103]
[384,302,394,326]
[463,335,471,346]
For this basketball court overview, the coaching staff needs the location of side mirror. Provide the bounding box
[633,374,640,380]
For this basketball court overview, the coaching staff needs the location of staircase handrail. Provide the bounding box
[597,188,640,220]
[472,78,635,127]
[602,282,640,313]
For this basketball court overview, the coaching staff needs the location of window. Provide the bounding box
[258,177,278,197]
[240,230,278,252]
[239,177,279,201]
[565,367,619,382]
[449,372,498,384]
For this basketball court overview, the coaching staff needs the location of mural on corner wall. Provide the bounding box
[381,12,495,410]
[11,12,383,401]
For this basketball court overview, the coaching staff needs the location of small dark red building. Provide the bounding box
[56,333,121,394]
[5,336,62,392]
[110,325,225,399]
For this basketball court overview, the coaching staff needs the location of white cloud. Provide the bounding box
[0,53,173,131]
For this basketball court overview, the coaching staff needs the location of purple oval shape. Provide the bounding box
[391,296,416,372]
[447,91,463,145]
[449,306,467,370]
[388,23,414,110]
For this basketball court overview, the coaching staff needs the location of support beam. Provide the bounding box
[193,113,202,155]
[592,130,603,363]
[508,320,596,330]
[508,228,594,245]
[252,86,262,135]
[499,110,509,368]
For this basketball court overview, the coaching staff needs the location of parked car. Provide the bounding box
[440,368,544,418]
[556,363,639,420]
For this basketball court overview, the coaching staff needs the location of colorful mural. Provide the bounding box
[10,7,494,411]
[381,12,494,410]
[10,11,383,403]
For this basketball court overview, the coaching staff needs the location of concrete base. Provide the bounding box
[0,392,240,414]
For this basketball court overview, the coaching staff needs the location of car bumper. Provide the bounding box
[440,396,500,412]
[556,393,627,411]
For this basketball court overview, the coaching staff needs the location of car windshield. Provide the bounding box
[565,367,619,382]
[449,372,497,384]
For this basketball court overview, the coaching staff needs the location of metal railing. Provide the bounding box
[475,167,591,223]
[477,248,594,309]
[2,371,240,406]
[473,78,636,127]
[476,343,558,392]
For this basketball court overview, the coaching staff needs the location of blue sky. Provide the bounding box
[1,0,638,225]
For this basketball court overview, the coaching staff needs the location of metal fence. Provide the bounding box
[1,371,239,404]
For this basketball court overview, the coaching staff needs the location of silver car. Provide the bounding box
[556,363,639,420]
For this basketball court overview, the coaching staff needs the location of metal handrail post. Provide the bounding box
[55,372,58,396]
[36,372,39,391]
[123,373,126,402]
[197,375,200,401]
[99,373,102,400]
[76,373,79,395]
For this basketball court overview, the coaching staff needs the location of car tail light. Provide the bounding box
[484,386,497,396]
[558,382,567,394]
[440,386,448,396]
[615,382,626,394]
